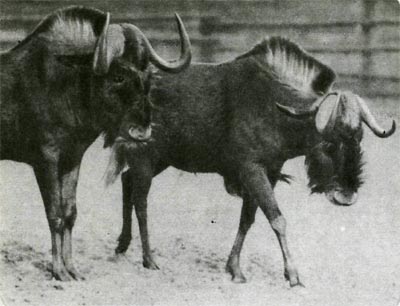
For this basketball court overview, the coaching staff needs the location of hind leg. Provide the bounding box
[226,192,257,283]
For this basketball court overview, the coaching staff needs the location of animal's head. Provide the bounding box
[246,36,395,206]
[20,6,191,146]
[90,12,191,146]
[277,91,396,206]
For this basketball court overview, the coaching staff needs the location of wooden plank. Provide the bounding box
[0,1,204,20]
[208,0,365,24]
[0,0,368,24]
[199,19,400,36]
[213,25,365,53]
[370,25,400,49]
[336,75,400,98]
[370,53,400,78]
[372,0,400,21]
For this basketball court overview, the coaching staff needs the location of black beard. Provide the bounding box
[305,140,363,194]
[104,138,150,186]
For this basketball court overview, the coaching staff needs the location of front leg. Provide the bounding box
[34,155,72,281]
[115,171,134,254]
[117,160,159,270]
[60,164,84,280]
[240,163,302,287]
[129,162,159,269]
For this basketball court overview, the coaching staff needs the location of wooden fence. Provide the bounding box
[1,0,399,98]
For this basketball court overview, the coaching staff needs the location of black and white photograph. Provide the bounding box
[0,0,399,305]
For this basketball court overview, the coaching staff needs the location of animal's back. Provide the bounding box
[150,63,229,172]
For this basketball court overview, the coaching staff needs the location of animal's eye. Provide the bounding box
[113,75,125,84]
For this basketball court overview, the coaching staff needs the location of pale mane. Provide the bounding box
[12,6,106,54]
[42,13,96,52]
[237,36,336,97]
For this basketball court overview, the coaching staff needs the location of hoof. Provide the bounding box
[284,269,304,287]
[115,243,129,254]
[143,258,159,270]
[226,263,247,284]
[53,269,74,282]
[115,236,131,254]
[289,278,305,288]
[66,266,85,281]
[232,274,247,283]
[110,253,131,264]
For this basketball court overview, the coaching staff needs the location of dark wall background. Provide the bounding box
[1,0,399,99]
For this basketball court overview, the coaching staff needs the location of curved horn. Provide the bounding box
[141,13,191,73]
[356,96,396,138]
[275,102,319,118]
[275,92,339,119]
[93,15,125,75]
[93,12,111,75]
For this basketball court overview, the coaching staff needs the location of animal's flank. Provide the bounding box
[237,36,336,98]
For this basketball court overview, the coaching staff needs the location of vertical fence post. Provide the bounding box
[360,0,376,94]
[198,15,219,62]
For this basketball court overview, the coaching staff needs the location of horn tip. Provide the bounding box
[389,120,396,135]
[379,120,396,138]
[174,12,181,19]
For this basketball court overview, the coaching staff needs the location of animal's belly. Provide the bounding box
[167,146,221,173]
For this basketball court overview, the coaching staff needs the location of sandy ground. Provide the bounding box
[1,101,399,306]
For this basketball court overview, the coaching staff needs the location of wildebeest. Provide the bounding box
[109,36,396,286]
[0,6,191,281]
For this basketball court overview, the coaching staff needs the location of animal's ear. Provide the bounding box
[56,54,93,69]
[315,93,340,134]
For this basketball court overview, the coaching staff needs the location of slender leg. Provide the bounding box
[128,159,159,269]
[34,160,73,281]
[134,193,158,269]
[240,163,302,287]
[226,192,257,283]
[115,171,134,254]
[116,159,166,269]
[61,165,84,280]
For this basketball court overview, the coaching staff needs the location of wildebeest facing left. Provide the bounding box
[108,36,396,286]
[0,6,192,281]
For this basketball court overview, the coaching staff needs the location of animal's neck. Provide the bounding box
[279,117,321,160]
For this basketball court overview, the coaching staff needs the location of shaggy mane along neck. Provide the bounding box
[237,36,336,98]
[12,6,107,54]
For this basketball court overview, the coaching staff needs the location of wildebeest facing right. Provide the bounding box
[107,36,396,286]
[0,6,191,281]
